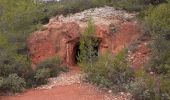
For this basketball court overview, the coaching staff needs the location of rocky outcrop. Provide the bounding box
[28,21,80,68]
[27,6,145,68]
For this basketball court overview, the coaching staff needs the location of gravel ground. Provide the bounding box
[36,71,85,89]
[35,69,132,100]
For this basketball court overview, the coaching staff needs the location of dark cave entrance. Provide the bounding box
[74,43,80,64]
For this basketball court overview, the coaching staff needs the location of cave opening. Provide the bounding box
[75,43,80,64]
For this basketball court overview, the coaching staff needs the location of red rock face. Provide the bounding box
[110,22,140,53]
[27,21,80,68]
[27,21,141,68]
[27,7,149,69]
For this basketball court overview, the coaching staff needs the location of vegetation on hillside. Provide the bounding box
[0,0,68,93]
[77,0,170,99]
[0,0,107,93]
[0,0,170,99]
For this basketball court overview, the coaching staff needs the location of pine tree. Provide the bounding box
[78,18,98,65]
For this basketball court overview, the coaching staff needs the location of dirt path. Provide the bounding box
[0,67,130,100]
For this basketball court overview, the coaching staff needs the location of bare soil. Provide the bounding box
[0,67,131,100]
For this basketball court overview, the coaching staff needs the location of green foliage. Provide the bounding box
[111,0,149,12]
[0,0,62,93]
[145,2,170,36]
[37,57,68,77]
[42,0,109,17]
[83,51,134,92]
[24,57,68,88]
[129,1,170,99]
[159,76,170,99]
[0,52,31,78]
[78,19,98,64]
[34,68,50,85]
[129,70,170,100]
[0,0,40,80]
[107,51,135,91]
[0,34,9,48]
[144,1,170,75]
[0,74,26,93]
[129,70,156,100]
[146,37,170,75]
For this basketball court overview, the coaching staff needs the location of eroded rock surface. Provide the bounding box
[27,6,144,68]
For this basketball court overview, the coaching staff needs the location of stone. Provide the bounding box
[108,90,112,93]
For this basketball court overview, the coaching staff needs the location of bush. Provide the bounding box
[34,68,50,85]
[129,70,156,100]
[25,57,68,88]
[146,37,170,75]
[130,1,170,99]
[0,74,26,93]
[37,57,68,77]
[82,51,134,92]
[43,0,109,17]
[0,77,4,89]
[0,51,31,77]
[159,76,170,99]
[144,1,170,75]
[145,2,170,36]
[0,0,45,93]
[129,70,170,100]
[0,55,68,92]
[24,71,37,88]
[110,0,167,12]
[78,19,98,64]
[107,52,135,91]
[111,0,149,12]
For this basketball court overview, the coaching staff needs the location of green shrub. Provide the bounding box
[0,51,31,77]
[144,1,170,75]
[112,0,148,12]
[129,70,156,100]
[23,57,68,87]
[130,1,170,99]
[159,76,170,99]
[130,79,157,100]
[129,70,170,100]
[37,57,68,77]
[108,51,134,87]
[0,74,26,93]
[0,77,4,89]
[82,51,134,92]
[24,71,37,88]
[78,19,98,64]
[43,0,109,17]
[34,68,50,85]
[145,2,170,36]
[0,0,44,93]
[111,0,167,12]
[146,37,170,75]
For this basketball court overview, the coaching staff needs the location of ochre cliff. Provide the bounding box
[27,7,150,69]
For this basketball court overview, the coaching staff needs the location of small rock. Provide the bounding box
[108,90,112,93]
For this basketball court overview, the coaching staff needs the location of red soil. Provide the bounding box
[0,67,129,100]
[0,56,149,100]
[1,84,110,100]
